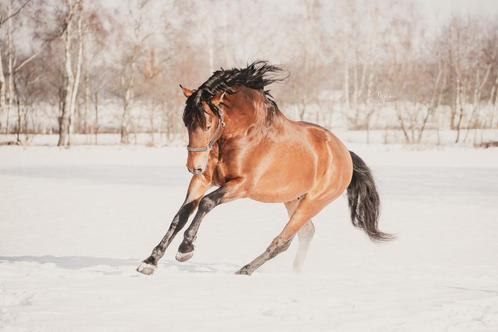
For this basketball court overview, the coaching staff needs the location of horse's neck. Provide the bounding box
[224,107,278,137]
[224,112,289,149]
[223,89,286,139]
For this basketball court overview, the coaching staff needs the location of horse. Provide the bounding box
[137,61,392,276]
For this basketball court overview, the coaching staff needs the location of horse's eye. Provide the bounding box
[205,125,211,131]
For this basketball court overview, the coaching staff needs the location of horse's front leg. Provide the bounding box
[175,178,246,262]
[137,175,211,275]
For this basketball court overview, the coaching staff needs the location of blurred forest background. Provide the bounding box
[0,0,497,146]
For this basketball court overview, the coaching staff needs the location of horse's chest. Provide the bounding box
[213,162,228,186]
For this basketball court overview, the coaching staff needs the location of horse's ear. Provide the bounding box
[179,84,193,98]
[211,92,225,106]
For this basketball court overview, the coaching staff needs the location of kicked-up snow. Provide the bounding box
[1,145,497,331]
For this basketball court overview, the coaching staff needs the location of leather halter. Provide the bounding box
[186,103,225,153]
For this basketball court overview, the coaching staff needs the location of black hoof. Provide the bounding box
[235,265,252,276]
[176,241,195,262]
[175,251,194,262]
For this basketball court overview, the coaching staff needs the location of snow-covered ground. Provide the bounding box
[2,128,498,146]
[1,145,497,331]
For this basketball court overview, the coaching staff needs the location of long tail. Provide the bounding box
[347,151,394,241]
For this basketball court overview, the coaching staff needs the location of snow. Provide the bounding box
[1,145,498,331]
[2,128,498,146]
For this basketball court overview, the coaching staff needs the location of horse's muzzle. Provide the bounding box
[187,165,204,175]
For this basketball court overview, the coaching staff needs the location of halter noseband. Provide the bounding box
[186,104,225,153]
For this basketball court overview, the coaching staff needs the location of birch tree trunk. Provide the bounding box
[7,0,14,137]
[58,3,75,146]
[0,51,5,133]
[343,54,350,116]
[58,0,83,147]
[149,105,155,145]
[15,80,22,143]
[417,67,443,143]
[1,0,15,136]
[365,68,375,143]
[299,53,309,121]
[94,91,99,144]
[83,71,89,133]
[352,54,359,124]
[120,80,133,144]
[463,64,491,142]
[487,77,498,129]
[68,11,84,145]
[454,74,466,144]
[395,102,411,143]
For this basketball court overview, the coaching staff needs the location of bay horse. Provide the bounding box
[137,61,392,276]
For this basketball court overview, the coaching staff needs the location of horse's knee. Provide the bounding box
[178,201,196,221]
[267,237,291,259]
[198,196,216,212]
[281,239,292,252]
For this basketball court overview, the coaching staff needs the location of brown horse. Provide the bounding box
[137,61,391,276]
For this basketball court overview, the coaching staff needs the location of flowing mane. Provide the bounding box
[183,61,286,129]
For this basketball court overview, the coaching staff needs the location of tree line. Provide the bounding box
[0,0,497,146]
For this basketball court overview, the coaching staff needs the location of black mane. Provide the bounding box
[183,61,286,129]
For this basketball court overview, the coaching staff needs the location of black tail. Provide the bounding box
[347,151,393,242]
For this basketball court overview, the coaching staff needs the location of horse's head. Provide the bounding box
[181,85,225,175]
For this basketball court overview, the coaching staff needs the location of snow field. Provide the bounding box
[1,145,497,331]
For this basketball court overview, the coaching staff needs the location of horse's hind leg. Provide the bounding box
[294,220,315,272]
[237,197,325,275]
[284,199,315,273]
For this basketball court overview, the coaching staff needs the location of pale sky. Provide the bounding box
[416,0,498,17]
[405,0,498,35]
[102,0,498,17]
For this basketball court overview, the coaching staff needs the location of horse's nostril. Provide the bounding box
[187,165,204,175]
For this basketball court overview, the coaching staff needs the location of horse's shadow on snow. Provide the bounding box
[0,255,238,274]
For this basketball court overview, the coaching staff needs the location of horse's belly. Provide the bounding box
[249,187,306,203]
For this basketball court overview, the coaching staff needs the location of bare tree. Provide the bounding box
[56,0,84,146]
[1,0,497,146]
[0,0,32,134]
